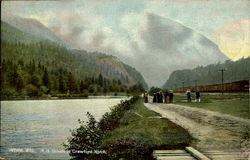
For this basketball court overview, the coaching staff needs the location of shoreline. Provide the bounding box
[1,95,129,101]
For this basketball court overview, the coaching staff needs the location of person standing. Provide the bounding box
[186,90,191,102]
[153,93,156,103]
[164,91,169,103]
[144,92,148,103]
[169,90,174,103]
[156,92,160,103]
[159,92,163,103]
[195,91,200,102]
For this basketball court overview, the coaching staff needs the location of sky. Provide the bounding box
[1,0,250,86]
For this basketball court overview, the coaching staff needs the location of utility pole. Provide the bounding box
[182,82,185,92]
[218,69,226,94]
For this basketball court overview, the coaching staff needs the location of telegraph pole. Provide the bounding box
[218,69,226,94]
[182,82,185,92]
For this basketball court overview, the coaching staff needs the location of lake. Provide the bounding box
[0,98,127,159]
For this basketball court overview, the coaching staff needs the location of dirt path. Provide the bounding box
[144,102,250,159]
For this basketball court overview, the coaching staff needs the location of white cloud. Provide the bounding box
[2,0,249,86]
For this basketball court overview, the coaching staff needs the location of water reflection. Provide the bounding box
[1,98,126,159]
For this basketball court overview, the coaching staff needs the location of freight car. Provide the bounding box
[174,80,249,93]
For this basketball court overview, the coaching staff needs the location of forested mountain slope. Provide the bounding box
[162,58,250,89]
[1,21,147,98]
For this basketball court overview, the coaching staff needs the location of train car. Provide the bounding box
[174,80,249,93]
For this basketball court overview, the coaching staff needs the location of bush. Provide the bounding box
[25,84,40,97]
[65,96,140,159]
[64,112,104,160]
[40,85,49,94]
[98,96,139,131]
[1,88,16,99]
[81,90,89,97]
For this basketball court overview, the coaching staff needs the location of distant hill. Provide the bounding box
[1,21,42,43]
[162,57,250,89]
[1,21,147,98]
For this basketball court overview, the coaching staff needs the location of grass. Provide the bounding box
[175,93,249,119]
[102,98,193,149]
[134,99,161,117]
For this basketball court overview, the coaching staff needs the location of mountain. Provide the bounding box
[162,57,250,89]
[1,15,68,47]
[129,13,229,86]
[1,21,147,90]
[72,50,148,88]
[1,21,42,43]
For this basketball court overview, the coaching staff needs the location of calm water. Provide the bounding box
[0,98,126,159]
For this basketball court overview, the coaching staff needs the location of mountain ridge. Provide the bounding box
[1,15,68,47]
[162,57,250,89]
[1,20,148,89]
[129,13,229,86]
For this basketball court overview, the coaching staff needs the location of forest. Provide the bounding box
[1,41,145,99]
[1,20,148,99]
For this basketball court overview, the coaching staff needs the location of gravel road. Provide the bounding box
[144,102,250,159]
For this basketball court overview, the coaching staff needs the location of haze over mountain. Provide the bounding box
[2,14,229,87]
[1,15,68,47]
[1,21,147,89]
[122,13,229,87]
[2,0,249,87]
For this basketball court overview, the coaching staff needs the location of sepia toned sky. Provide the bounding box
[2,0,250,60]
[1,0,250,86]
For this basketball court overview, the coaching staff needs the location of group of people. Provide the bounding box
[152,91,174,103]
[153,92,164,103]
[143,89,201,104]
[186,90,200,102]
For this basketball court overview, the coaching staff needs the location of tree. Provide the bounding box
[79,80,85,93]
[42,68,50,88]
[28,59,36,74]
[8,69,19,88]
[16,74,24,91]
[88,85,95,93]
[29,74,41,87]
[51,76,59,92]
[98,73,104,87]
[103,86,108,95]
[118,79,122,85]
[25,84,39,97]
[67,72,76,93]
[148,87,162,96]
[59,74,66,93]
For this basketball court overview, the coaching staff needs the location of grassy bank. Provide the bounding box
[65,97,193,159]
[174,93,249,119]
[102,99,193,149]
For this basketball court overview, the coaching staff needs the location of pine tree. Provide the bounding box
[59,74,66,93]
[8,69,19,88]
[80,80,84,93]
[67,72,76,93]
[16,74,24,91]
[98,73,104,87]
[43,68,50,88]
